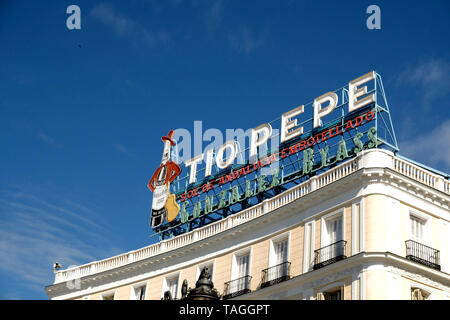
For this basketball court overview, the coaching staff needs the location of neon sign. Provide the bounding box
[148,71,398,239]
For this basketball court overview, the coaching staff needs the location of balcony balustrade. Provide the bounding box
[261,261,291,288]
[405,240,440,271]
[313,240,347,270]
[223,275,252,299]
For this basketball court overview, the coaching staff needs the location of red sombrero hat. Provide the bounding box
[161,130,176,146]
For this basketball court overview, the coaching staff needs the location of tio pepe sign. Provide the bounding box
[148,71,379,229]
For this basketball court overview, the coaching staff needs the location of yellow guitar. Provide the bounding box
[165,187,180,222]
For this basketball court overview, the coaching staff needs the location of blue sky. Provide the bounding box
[0,0,449,299]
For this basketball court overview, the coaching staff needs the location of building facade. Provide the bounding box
[45,149,450,300]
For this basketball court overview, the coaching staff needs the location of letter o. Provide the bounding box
[216,140,238,169]
[365,111,375,121]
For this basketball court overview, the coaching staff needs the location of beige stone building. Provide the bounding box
[45,149,450,300]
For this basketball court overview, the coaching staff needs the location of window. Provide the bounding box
[234,253,250,292]
[261,234,290,288]
[165,276,179,299]
[132,284,146,300]
[268,236,289,282]
[315,212,346,269]
[406,212,440,270]
[273,238,288,266]
[226,251,252,297]
[410,215,425,243]
[236,253,250,279]
[325,216,343,246]
[411,287,430,300]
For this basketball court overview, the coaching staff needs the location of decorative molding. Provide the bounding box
[388,266,450,293]
[301,265,361,292]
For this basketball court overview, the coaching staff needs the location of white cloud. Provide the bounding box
[113,143,128,154]
[113,143,137,157]
[37,132,55,145]
[398,119,450,173]
[396,59,450,108]
[37,131,64,148]
[91,3,136,36]
[90,3,170,48]
[397,59,448,86]
[200,0,225,34]
[227,26,265,55]
[0,187,123,296]
[207,0,223,19]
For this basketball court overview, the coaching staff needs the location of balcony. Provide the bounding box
[405,240,440,271]
[223,276,252,299]
[260,261,291,288]
[313,240,347,270]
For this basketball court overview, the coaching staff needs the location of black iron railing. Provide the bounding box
[313,240,347,270]
[223,276,252,299]
[261,261,291,288]
[405,240,440,271]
